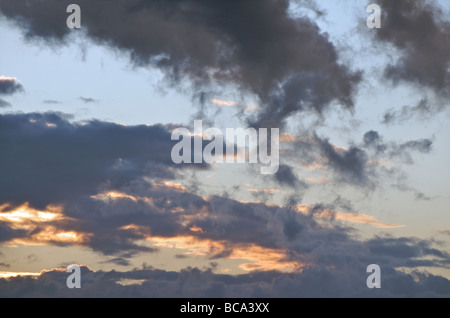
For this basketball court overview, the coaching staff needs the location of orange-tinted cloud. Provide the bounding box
[148,235,303,272]
[0,203,91,246]
[295,204,405,229]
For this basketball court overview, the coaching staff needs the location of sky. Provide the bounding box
[0,0,450,297]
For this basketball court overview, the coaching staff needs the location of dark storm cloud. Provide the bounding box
[374,0,450,96]
[0,112,207,209]
[0,0,361,127]
[393,183,433,201]
[1,264,449,297]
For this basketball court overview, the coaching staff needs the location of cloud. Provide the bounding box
[0,76,23,107]
[0,0,361,127]
[0,76,23,96]
[317,137,370,187]
[362,130,433,164]
[0,264,449,297]
[69,184,450,269]
[0,112,207,209]
[0,1,448,298]
[373,0,450,97]
[382,99,433,125]
[79,97,99,104]
[273,164,308,190]
[367,236,450,268]
[391,183,433,202]
[295,203,405,229]
[2,167,445,269]
[43,99,62,105]
[0,99,11,108]
[103,257,131,267]
[281,134,374,188]
[280,129,433,189]
[0,142,448,295]
[26,254,39,263]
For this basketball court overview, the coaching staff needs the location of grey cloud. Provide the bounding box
[0,112,207,209]
[43,99,62,105]
[0,0,448,298]
[0,77,23,96]
[274,164,305,188]
[374,0,450,97]
[282,131,381,188]
[0,99,11,108]
[280,129,433,189]
[318,138,369,187]
[26,254,39,263]
[363,130,381,146]
[103,257,132,267]
[79,97,99,104]
[0,77,23,108]
[0,264,449,297]
[0,160,449,294]
[399,139,432,154]
[74,183,449,271]
[0,252,11,268]
[0,222,27,243]
[367,236,450,268]
[414,191,432,201]
[382,99,433,125]
[362,130,433,164]
[284,134,373,187]
[0,0,361,127]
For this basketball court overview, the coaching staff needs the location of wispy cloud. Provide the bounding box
[43,99,62,105]
[79,96,99,104]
